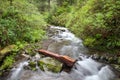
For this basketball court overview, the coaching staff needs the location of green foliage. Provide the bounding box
[29,61,37,71]
[49,12,69,26]
[66,0,120,50]
[84,37,96,47]
[47,4,72,26]
[0,0,47,48]
[46,0,120,52]
[0,55,15,70]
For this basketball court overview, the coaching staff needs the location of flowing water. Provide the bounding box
[7,26,115,80]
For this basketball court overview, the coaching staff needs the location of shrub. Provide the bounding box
[0,0,47,47]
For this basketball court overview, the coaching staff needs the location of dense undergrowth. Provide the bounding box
[47,0,120,53]
[0,0,47,74]
[0,0,47,48]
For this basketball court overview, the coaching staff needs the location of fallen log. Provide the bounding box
[38,49,76,72]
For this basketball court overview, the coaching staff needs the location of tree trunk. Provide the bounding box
[38,49,76,70]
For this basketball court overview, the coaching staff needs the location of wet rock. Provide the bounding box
[100,56,106,61]
[28,61,37,71]
[21,53,31,59]
[92,54,100,60]
[38,57,62,73]
[108,57,114,63]
[34,53,41,60]
[41,39,54,50]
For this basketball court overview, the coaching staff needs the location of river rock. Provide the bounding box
[21,53,31,59]
[92,53,100,60]
[38,57,62,73]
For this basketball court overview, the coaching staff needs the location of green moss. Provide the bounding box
[0,55,14,70]
[0,45,16,55]
[38,57,62,73]
[29,61,37,71]
[83,37,96,47]
[38,61,45,71]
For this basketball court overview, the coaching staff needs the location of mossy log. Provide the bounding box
[38,49,76,71]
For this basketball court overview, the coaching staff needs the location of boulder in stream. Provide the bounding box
[38,57,62,73]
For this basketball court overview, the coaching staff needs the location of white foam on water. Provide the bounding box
[8,61,28,80]
[84,66,115,80]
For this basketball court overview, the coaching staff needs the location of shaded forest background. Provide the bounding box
[0,0,120,53]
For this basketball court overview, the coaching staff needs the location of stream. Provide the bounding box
[6,26,116,80]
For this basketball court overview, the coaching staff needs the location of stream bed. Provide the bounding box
[5,26,119,80]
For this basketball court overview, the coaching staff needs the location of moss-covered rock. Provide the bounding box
[29,61,37,71]
[38,57,62,73]
[0,45,16,61]
[0,45,16,54]
[0,55,15,76]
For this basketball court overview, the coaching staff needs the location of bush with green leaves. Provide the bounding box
[0,55,15,70]
[47,0,120,53]
[0,0,47,48]
[65,0,120,52]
